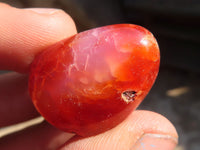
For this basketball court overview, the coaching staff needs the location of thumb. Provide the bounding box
[0,3,77,73]
[60,110,178,150]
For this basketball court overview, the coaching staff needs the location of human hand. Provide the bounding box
[0,3,178,150]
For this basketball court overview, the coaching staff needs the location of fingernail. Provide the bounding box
[24,8,62,15]
[131,133,178,150]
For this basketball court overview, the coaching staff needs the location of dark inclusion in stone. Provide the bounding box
[121,90,137,103]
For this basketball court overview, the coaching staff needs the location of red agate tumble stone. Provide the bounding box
[29,24,160,136]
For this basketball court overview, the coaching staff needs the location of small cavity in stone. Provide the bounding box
[121,90,136,103]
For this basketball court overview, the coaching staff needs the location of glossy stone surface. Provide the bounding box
[29,24,160,136]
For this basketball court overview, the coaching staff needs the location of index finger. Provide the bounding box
[0,3,77,73]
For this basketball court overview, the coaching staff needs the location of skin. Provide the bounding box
[0,3,178,150]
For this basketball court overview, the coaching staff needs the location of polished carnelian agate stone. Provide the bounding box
[29,24,160,136]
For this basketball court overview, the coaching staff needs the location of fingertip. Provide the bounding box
[121,110,178,150]
[59,110,178,150]
[0,4,77,73]
[24,8,77,39]
[129,110,178,139]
